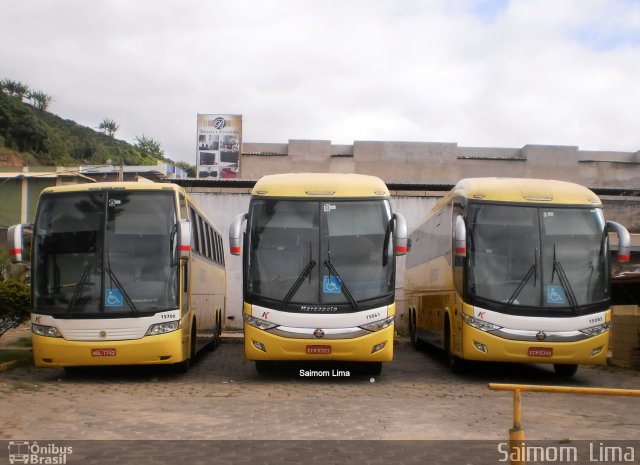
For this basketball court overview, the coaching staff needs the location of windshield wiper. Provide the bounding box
[280,260,316,308]
[324,260,359,311]
[325,238,359,310]
[551,245,579,314]
[105,266,139,316]
[65,264,93,317]
[504,249,537,311]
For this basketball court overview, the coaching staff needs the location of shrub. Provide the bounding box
[0,279,30,338]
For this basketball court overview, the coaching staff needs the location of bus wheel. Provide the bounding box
[211,310,221,350]
[554,364,578,377]
[410,309,423,350]
[174,357,190,374]
[63,366,84,376]
[255,360,272,375]
[362,362,382,376]
[175,324,197,373]
[445,321,465,374]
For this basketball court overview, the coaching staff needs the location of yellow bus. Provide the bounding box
[405,178,630,377]
[229,173,408,375]
[7,182,226,372]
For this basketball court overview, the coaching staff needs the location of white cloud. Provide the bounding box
[2,0,640,164]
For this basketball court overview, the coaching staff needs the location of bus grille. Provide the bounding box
[62,328,146,341]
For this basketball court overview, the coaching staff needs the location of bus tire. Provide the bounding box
[210,309,221,350]
[174,323,197,373]
[255,360,272,375]
[362,362,382,376]
[63,366,84,376]
[174,359,189,373]
[410,309,424,350]
[445,319,465,374]
[554,364,578,377]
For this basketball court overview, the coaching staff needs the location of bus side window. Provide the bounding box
[207,224,213,261]
[190,207,200,253]
[453,204,465,294]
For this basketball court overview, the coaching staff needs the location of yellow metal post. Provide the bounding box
[509,389,526,465]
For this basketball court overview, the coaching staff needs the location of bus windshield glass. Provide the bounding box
[467,204,609,313]
[246,199,394,310]
[33,190,179,317]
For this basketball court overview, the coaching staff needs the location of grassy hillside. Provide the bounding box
[0,87,190,172]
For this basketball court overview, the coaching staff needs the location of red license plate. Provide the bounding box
[91,348,117,357]
[528,347,553,357]
[306,345,331,355]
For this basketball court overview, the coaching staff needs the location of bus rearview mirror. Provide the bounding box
[454,215,467,258]
[7,224,32,264]
[179,219,192,261]
[393,213,408,256]
[229,213,247,256]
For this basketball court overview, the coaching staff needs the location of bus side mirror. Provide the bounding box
[454,215,467,258]
[179,219,192,261]
[393,213,408,256]
[229,213,247,256]
[606,220,630,262]
[7,224,32,264]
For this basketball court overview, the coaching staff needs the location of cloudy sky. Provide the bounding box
[2,0,640,164]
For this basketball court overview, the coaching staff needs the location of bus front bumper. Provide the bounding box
[461,325,609,365]
[32,330,186,367]
[244,324,394,362]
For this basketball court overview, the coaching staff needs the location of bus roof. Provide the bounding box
[40,181,182,195]
[251,173,390,198]
[452,178,602,205]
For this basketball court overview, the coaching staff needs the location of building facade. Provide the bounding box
[240,140,640,190]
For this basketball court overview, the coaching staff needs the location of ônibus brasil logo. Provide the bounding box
[8,441,73,464]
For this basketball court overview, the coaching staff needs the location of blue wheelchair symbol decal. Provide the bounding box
[105,288,124,307]
[546,285,566,304]
[323,276,342,294]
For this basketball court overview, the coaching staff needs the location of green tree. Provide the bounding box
[0,279,30,338]
[1,79,29,101]
[11,112,48,153]
[135,134,164,160]
[98,118,119,138]
[29,90,53,111]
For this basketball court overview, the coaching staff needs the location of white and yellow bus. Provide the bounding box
[7,182,226,371]
[406,178,630,376]
[229,173,408,375]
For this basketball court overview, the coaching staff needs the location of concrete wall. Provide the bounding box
[189,189,251,330]
[240,140,640,188]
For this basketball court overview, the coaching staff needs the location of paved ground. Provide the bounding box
[1,331,639,463]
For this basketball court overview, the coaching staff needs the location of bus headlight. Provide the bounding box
[146,320,180,336]
[31,323,62,338]
[462,314,501,332]
[243,314,278,331]
[359,316,394,332]
[580,322,610,337]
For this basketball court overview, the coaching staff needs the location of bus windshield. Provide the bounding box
[246,199,394,311]
[33,190,179,317]
[467,204,609,314]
